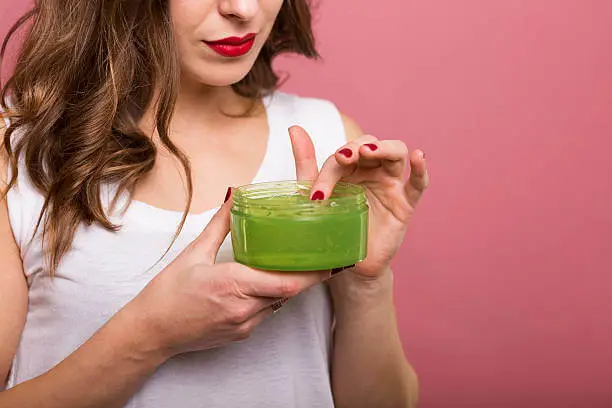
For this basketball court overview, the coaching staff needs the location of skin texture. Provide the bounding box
[290,118,427,408]
[170,0,283,87]
[0,1,428,407]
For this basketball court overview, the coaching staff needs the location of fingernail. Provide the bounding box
[331,264,356,276]
[338,148,353,158]
[224,187,232,203]
[311,190,325,201]
[364,143,378,151]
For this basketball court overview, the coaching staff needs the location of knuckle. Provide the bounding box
[234,321,255,340]
[416,174,430,191]
[279,279,301,298]
[229,305,252,325]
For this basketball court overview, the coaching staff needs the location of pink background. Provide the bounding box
[2,1,612,407]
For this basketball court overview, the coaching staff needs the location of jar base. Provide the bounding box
[234,254,364,272]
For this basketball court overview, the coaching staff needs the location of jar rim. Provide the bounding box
[232,180,367,210]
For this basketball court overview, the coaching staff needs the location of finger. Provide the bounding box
[237,296,292,339]
[333,135,378,168]
[253,296,290,315]
[310,135,380,199]
[232,296,285,325]
[191,187,233,263]
[289,126,319,181]
[235,265,331,298]
[249,305,275,326]
[309,154,351,200]
[404,150,429,207]
[308,136,374,199]
[357,140,409,177]
[234,305,275,340]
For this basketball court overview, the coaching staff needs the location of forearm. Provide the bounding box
[329,268,418,408]
[0,306,167,408]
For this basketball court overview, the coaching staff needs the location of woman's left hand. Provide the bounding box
[289,126,429,280]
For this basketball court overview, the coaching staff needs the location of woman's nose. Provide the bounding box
[219,0,259,21]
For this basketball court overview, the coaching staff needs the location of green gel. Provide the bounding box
[230,181,368,271]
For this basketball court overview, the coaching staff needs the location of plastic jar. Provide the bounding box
[230,181,368,271]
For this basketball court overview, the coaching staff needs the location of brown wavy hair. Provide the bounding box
[0,0,318,275]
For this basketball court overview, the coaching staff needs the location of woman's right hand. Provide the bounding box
[125,189,330,359]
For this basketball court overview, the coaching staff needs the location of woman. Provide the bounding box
[0,1,428,407]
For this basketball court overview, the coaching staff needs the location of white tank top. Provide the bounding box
[5,92,348,408]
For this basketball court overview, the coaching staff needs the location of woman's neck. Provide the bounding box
[140,80,261,139]
[175,80,254,119]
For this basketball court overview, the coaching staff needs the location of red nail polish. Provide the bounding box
[338,148,353,158]
[311,190,325,201]
[224,187,232,203]
[364,143,378,151]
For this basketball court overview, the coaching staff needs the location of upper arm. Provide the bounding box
[340,112,365,143]
[0,123,28,389]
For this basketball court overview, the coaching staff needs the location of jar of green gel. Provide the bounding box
[230,181,368,271]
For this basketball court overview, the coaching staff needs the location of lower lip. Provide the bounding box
[204,38,255,58]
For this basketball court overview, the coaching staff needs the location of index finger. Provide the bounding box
[234,264,331,298]
[309,135,377,200]
[289,126,319,181]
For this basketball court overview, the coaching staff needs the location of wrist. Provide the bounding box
[329,267,395,312]
[110,303,173,367]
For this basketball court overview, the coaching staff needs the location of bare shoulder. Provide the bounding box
[0,121,7,187]
[340,112,365,142]
[0,114,27,389]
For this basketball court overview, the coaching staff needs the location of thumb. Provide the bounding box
[192,187,233,264]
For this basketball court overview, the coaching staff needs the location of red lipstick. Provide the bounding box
[204,33,256,58]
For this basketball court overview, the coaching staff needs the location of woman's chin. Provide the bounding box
[185,64,254,88]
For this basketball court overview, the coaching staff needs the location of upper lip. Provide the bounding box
[204,33,256,45]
